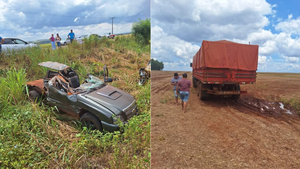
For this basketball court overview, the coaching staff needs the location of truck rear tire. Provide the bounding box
[198,83,209,100]
[232,85,240,99]
[192,76,197,88]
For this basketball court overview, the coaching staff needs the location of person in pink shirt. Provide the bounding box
[176,73,192,113]
[49,34,56,50]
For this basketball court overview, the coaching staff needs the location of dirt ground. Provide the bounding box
[151,71,300,169]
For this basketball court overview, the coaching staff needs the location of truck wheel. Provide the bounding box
[192,77,197,88]
[232,85,240,99]
[198,83,208,100]
[80,112,103,131]
[29,90,41,102]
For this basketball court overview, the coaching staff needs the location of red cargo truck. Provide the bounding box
[191,40,258,100]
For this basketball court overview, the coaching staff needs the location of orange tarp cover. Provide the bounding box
[192,40,258,71]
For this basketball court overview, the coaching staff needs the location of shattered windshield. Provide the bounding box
[80,75,105,93]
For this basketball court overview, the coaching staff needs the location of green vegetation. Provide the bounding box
[132,18,151,45]
[0,35,150,168]
[39,43,52,49]
[151,58,164,70]
[281,98,300,113]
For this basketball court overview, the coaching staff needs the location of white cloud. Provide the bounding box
[152,0,274,43]
[74,17,79,22]
[16,22,133,41]
[275,17,300,35]
[275,32,300,57]
[259,40,278,55]
[152,0,300,72]
[0,0,149,40]
[258,55,267,64]
[151,25,199,62]
[282,55,299,63]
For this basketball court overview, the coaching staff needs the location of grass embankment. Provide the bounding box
[0,36,150,168]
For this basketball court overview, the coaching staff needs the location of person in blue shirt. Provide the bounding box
[68,30,75,43]
[171,72,182,105]
[0,36,4,53]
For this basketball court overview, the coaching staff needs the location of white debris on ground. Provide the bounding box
[279,102,293,115]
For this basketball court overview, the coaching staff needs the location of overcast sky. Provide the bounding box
[0,0,150,41]
[151,0,300,73]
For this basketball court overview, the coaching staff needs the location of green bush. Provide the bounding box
[132,18,151,45]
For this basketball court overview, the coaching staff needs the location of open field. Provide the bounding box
[151,71,300,168]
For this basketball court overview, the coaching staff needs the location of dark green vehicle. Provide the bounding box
[26,61,138,132]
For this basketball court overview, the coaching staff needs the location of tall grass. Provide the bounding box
[0,68,27,109]
[0,35,150,168]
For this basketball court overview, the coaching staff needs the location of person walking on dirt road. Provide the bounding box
[171,73,182,105]
[176,73,192,113]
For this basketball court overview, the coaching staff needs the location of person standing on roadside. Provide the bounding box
[171,73,182,105]
[68,30,75,44]
[56,33,62,47]
[0,36,4,53]
[49,34,56,50]
[176,73,192,113]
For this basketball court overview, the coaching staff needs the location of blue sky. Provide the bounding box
[151,0,300,73]
[0,0,150,41]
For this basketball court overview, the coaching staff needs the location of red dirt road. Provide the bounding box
[151,71,300,168]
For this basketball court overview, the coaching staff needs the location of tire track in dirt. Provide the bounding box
[152,84,171,94]
[151,75,173,81]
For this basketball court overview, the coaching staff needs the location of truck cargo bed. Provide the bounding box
[193,68,256,85]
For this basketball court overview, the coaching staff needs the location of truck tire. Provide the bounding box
[232,85,240,99]
[192,76,197,88]
[80,112,103,131]
[28,90,41,102]
[198,83,209,100]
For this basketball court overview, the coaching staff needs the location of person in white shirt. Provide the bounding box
[56,33,62,47]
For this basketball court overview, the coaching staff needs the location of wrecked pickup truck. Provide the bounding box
[26,61,139,132]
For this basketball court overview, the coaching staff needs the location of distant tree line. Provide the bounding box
[151,59,164,70]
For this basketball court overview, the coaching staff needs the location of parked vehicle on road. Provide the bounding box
[191,40,258,100]
[77,35,89,44]
[102,33,115,39]
[61,38,72,46]
[26,61,139,132]
[2,38,39,53]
